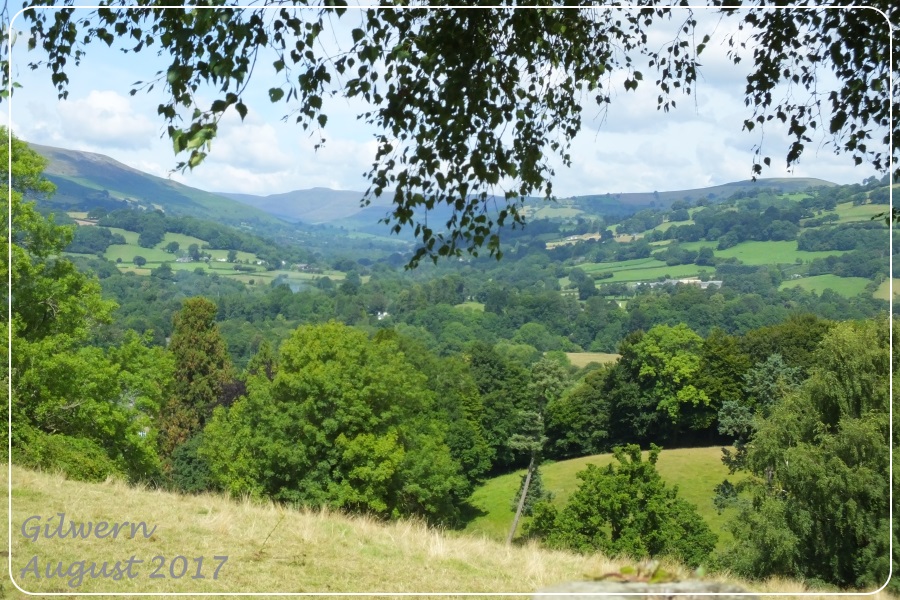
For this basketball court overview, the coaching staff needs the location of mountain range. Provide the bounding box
[30,142,837,230]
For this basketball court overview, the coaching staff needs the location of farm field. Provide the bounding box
[464,447,744,550]
[779,274,872,298]
[713,241,848,265]
[873,278,899,301]
[832,202,886,223]
[581,258,701,283]
[564,352,620,368]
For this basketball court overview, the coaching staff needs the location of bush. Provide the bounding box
[13,428,125,483]
[167,433,215,494]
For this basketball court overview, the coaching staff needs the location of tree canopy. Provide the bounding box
[4,3,895,266]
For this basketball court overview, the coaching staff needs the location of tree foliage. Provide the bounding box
[526,444,716,568]
[5,129,166,482]
[6,4,895,266]
[719,319,890,590]
[200,322,468,524]
[159,296,234,457]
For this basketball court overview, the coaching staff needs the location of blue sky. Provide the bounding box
[7,6,885,197]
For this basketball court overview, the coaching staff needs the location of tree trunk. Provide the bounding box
[506,453,535,546]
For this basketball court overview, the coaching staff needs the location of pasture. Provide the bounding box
[464,447,744,550]
[779,274,872,298]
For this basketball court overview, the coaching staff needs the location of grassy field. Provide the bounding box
[564,352,620,368]
[0,466,665,596]
[779,274,872,298]
[2,466,876,597]
[833,202,886,223]
[582,260,701,283]
[714,241,849,265]
[455,302,486,312]
[529,205,584,219]
[873,278,899,301]
[464,447,743,551]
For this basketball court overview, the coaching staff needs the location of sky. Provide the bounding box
[7,6,886,199]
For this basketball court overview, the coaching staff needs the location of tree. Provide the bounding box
[718,319,890,590]
[199,322,468,524]
[165,241,180,254]
[626,323,710,431]
[159,296,234,457]
[7,4,895,266]
[227,249,238,263]
[133,255,147,266]
[4,130,165,482]
[2,127,115,343]
[526,444,716,568]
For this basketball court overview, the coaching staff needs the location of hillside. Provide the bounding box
[1,466,868,597]
[30,143,289,229]
[568,177,836,211]
[465,447,744,549]
[222,187,391,224]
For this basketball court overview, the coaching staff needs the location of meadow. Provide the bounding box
[463,447,744,550]
[779,274,872,297]
[2,465,872,598]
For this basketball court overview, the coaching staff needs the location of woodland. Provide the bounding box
[3,0,897,593]
[5,127,896,591]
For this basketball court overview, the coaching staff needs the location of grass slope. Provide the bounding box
[3,466,876,598]
[0,466,654,596]
[465,447,742,550]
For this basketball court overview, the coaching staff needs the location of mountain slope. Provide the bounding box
[30,143,289,228]
[222,187,391,224]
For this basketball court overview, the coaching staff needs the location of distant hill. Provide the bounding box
[568,178,836,215]
[29,141,838,233]
[221,187,392,224]
[30,143,289,229]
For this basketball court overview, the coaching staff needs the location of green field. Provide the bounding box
[779,274,872,298]
[833,202,886,223]
[714,241,848,265]
[873,278,899,301]
[531,206,584,219]
[105,227,140,245]
[582,259,701,283]
[464,447,744,549]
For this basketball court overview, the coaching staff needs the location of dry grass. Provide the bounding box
[565,352,621,368]
[1,466,894,599]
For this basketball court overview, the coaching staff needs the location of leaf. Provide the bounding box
[235,102,248,120]
[351,28,365,43]
[268,88,285,102]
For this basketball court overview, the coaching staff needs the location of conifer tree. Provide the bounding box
[159,297,234,457]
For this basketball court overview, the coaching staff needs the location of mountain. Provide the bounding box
[221,188,391,224]
[30,143,290,229]
[30,141,838,234]
[567,178,836,215]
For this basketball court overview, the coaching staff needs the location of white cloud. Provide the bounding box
[56,90,157,150]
